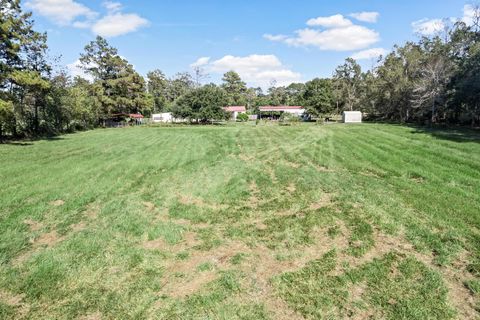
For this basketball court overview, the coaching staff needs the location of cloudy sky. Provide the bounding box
[25,0,475,88]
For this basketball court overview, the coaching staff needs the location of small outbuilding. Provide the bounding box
[105,113,144,127]
[223,106,246,121]
[342,111,362,123]
[152,113,173,123]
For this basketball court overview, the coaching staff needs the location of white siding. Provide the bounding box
[343,111,362,123]
[152,113,174,123]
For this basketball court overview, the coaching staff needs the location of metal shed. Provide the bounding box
[342,111,362,123]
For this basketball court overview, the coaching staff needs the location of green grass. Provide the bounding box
[0,122,479,319]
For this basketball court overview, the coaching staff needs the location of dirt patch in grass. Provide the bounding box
[285,183,296,193]
[35,229,65,247]
[254,219,268,231]
[274,209,302,217]
[143,237,169,250]
[238,154,254,162]
[314,164,335,172]
[143,231,201,252]
[348,281,367,302]
[84,203,100,219]
[229,224,351,319]
[332,227,478,319]
[13,223,87,266]
[143,201,156,212]
[79,311,102,320]
[71,221,86,232]
[163,271,218,299]
[261,295,305,320]
[360,169,384,178]
[247,181,261,209]
[0,290,24,306]
[23,219,43,232]
[159,240,249,298]
[309,193,334,210]
[266,167,278,184]
[0,290,30,317]
[152,206,209,228]
[50,199,65,206]
[285,161,301,168]
[177,194,227,210]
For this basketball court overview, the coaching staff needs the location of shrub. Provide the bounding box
[279,112,300,125]
[236,113,249,122]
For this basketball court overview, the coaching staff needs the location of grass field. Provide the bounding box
[1,123,479,319]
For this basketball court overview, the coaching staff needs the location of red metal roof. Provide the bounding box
[259,106,304,111]
[129,114,144,118]
[223,106,246,112]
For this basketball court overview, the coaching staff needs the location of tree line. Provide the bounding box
[1,0,479,140]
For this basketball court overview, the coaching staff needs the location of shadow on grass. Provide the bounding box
[409,125,480,144]
[1,135,65,146]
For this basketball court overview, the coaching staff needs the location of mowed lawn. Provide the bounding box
[0,123,479,319]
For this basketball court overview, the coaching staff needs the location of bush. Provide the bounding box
[279,112,300,125]
[236,113,249,122]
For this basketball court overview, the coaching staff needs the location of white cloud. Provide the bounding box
[103,1,122,13]
[190,57,210,68]
[307,14,352,28]
[263,34,288,41]
[26,0,149,37]
[351,47,387,60]
[25,0,97,26]
[194,54,302,88]
[72,20,92,29]
[412,18,445,36]
[462,4,477,26]
[280,26,379,51]
[67,59,94,82]
[350,12,379,23]
[265,14,380,51]
[92,13,149,37]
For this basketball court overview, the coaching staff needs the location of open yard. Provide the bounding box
[0,123,479,319]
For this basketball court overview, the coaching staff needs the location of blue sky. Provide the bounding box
[24,0,474,88]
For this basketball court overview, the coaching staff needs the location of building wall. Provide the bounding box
[343,111,362,123]
[283,109,304,115]
[152,113,174,123]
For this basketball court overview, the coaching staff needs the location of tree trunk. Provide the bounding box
[34,100,39,134]
[431,100,436,124]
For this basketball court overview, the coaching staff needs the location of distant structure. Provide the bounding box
[259,106,304,120]
[223,106,246,121]
[342,111,362,123]
[106,113,144,127]
[152,113,171,123]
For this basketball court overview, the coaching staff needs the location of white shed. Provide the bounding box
[152,113,174,123]
[343,111,362,123]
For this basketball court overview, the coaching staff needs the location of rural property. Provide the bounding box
[1,123,479,319]
[2,0,480,319]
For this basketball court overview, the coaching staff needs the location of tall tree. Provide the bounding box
[303,78,334,116]
[147,69,168,112]
[166,72,194,102]
[0,0,51,137]
[221,71,247,105]
[333,58,362,111]
[80,36,150,118]
[172,84,228,122]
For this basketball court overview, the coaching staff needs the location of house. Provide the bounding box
[258,106,305,119]
[223,106,246,121]
[342,111,362,123]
